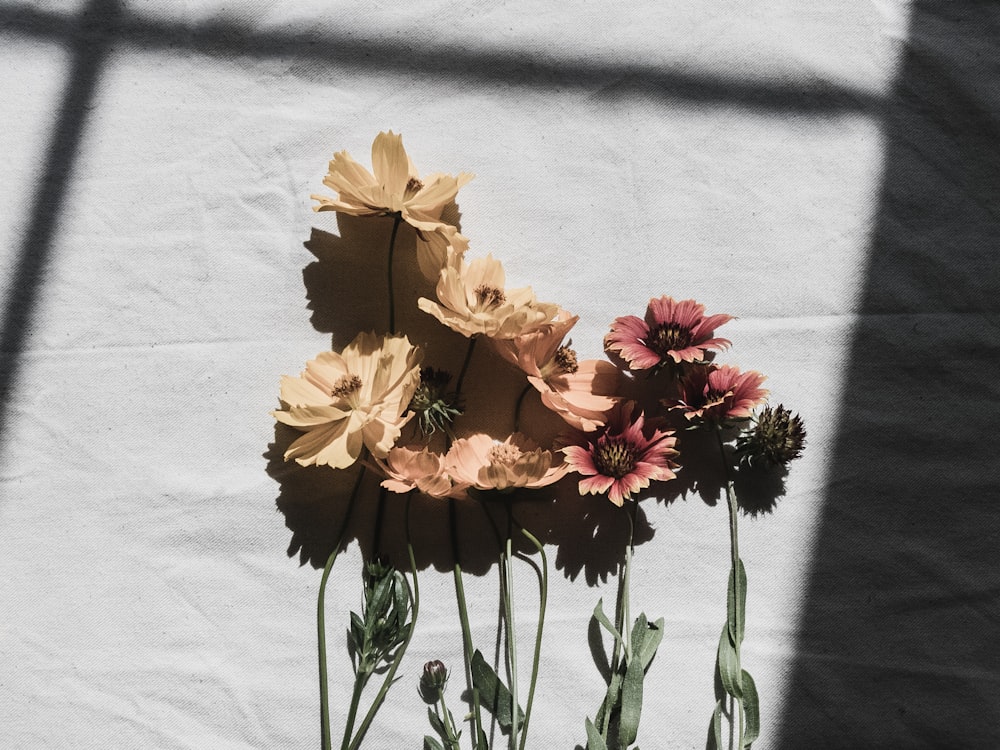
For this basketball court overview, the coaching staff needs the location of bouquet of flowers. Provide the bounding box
[269,131,805,750]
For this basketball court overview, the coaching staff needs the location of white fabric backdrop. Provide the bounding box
[2,1,998,748]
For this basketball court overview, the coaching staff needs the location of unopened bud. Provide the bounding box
[419,659,449,703]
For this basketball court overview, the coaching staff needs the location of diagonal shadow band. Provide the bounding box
[0,2,884,116]
[0,0,123,460]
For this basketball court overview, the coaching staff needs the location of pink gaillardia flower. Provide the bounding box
[375,445,468,500]
[445,433,569,492]
[605,296,733,370]
[666,364,768,424]
[311,131,473,281]
[418,250,559,339]
[492,310,622,431]
[272,332,422,469]
[561,402,679,506]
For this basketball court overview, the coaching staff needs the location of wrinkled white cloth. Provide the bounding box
[2,1,997,748]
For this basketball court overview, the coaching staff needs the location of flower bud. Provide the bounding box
[409,367,463,435]
[419,659,449,703]
[737,404,806,468]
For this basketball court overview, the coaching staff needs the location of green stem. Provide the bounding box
[439,696,461,749]
[512,384,532,434]
[318,545,341,750]
[340,670,369,750]
[717,430,745,749]
[502,504,519,749]
[387,214,402,334]
[450,499,484,749]
[515,523,547,750]
[601,500,637,744]
[347,494,421,750]
[318,461,368,750]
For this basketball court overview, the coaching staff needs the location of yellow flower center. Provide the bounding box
[331,374,362,398]
[487,443,523,466]
[474,284,507,310]
[648,322,694,357]
[594,439,636,479]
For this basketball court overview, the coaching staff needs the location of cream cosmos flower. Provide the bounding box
[312,130,473,232]
[418,251,559,339]
[273,332,422,469]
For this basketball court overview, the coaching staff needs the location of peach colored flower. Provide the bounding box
[312,131,473,235]
[561,402,679,506]
[375,445,468,499]
[493,310,621,431]
[605,296,733,370]
[418,251,559,339]
[272,332,422,469]
[666,364,768,423]
[445,433,569,492]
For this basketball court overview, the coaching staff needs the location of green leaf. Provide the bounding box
[710,700,724,750]
[423,736,444,750]
[585,717,608,750]
[471,650,524,733]
[592,598,625,653]
[717,624,743,699]
[740,669,760,748]
[619,618,647,745]
[427,707,446,739]
[727,559,747,647]
[594,669,623,732]
[634,616,664,672]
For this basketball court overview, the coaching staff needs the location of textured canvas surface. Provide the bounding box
[1,1,998,747]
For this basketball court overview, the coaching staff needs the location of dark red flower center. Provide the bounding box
[594,438,637,479]
[474,284,507,309]
[648,322,694,357]
[554,345,579,374]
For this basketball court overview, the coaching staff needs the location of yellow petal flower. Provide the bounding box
[311,131,473,235]
[418,251,559,339]
[272,332,422,469]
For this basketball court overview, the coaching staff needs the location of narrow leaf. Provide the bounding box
[471,650,524,733]
[727,559,747,647]
[592,598,625,653]
[427,707,446,738]
[635,616,664,672]
[710,700,724,750]
[595,668,623,731]
[717,625,743,699]
[741,669,760,747]
[619,617,648,745]
[585,717,609,750]
[423,736,444,750]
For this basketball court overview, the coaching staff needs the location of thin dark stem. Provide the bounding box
[387,214,402,334]
[371,485,388,560]
[512,383,532,434]
[453,335,478,405]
